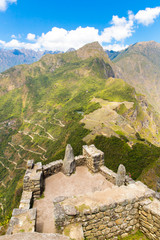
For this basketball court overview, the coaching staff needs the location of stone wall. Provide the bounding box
[100,166,135,186]
[99,166,117,185]
[43,160,63,178]
[6,208,36,235]
[139,198,160,240]
[54,182,155,240]
[75,155,86,166]
[19,191,33,209]
[83,145,104,172]
[7,144,160,240]
[23,163,43,199]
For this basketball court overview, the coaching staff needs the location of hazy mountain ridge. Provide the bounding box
[1,41,160,227]
[113,41,160,113]
[0,46,119,73]
[0,48,63,73]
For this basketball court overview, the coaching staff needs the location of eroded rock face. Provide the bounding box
[63,144,76,176]
[116,164,126,187]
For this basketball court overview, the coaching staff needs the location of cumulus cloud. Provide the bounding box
[27,33,36,41]
[100,12,134,43]
[104,44,129,51]
[135,7,160,26]
[0,39,40,50]
[0,0,17,11]
[1,6,160,51]
[37,27,100,51]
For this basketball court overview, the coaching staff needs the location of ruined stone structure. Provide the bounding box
[5,144,160,240]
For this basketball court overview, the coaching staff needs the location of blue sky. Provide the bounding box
[0,0,160,51]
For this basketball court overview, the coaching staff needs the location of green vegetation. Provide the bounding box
[96,78,136,102]
[63,225,71,237]
[75,204,90,212]
[93,135,160,179]
[116,103,128,115]
[118,230,149,239]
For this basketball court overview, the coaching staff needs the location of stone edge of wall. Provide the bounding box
[53,191,156,239]
[6,208,36,235]
[139,198,160,240]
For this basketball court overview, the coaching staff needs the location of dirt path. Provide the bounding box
[19,145,43,155]
[34,166,113,233]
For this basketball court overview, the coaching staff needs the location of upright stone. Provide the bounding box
[116,164,126,187]
[63,144,76,176]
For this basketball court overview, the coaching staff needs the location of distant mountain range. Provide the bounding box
[0,48,63,72]
[105,49,121,60]
[0,47,117,73]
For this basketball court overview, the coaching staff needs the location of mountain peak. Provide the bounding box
[131,41,160,50]
[76,41,110,62]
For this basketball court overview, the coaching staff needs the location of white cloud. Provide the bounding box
[0,39,40,50]
[135,7,160,26]
[27,33,36,41]
[0,0,17,11]
[104,44,129,51]
[100,12,134,43]
[37,27,100,51]
[1,6,160,51]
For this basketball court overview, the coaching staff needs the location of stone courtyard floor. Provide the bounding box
[33,166,113,233]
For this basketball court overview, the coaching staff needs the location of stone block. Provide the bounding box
[63,205,78,216]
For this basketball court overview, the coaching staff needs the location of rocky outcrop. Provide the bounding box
[63,144,76,176]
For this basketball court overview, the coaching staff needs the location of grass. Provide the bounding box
[63,225,71,237]
[118,230,149,239]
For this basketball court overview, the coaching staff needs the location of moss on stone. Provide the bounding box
[75,204,90,212]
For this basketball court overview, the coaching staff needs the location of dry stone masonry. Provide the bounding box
[23,162,43,200]
[83,144,104,172]
[53,181,155,239]
[6,144,160,240]
[139,198,160,239]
